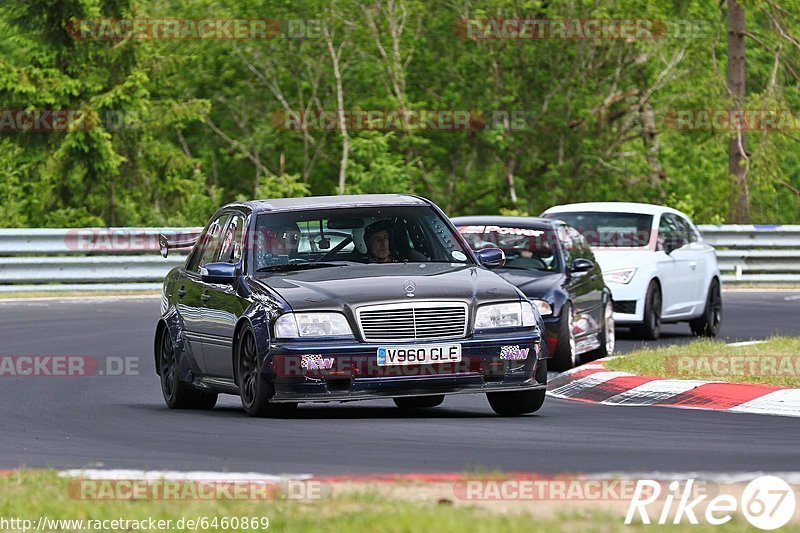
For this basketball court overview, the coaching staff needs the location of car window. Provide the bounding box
[186,213,231,273]
[657,213,688,250]
[218,214,245,264]
[678,215,699,243]
[567,225,593,260]
[555,224,574,266]
[458,224,561,272]
[253,206,470,271]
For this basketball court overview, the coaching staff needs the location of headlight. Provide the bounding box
[274,312,353,338]
[531,299,553,317]
[475,302,536,330]
[604,268,637,284]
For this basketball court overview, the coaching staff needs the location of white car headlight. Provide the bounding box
[604,268,637,284]
[476,302,536,329]
[274,312,353,338]
[531,299,553,317]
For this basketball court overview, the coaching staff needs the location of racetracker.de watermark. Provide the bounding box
[665,355,800,378]
[67,18,323,40]
[0,109,149,132]
[271,109,537,131]
[69,479,329,501]
[452,477,715,501]
[665,109,800,131]
[0,356,138,377]
[454,18,714,40]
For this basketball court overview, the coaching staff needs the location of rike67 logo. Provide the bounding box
[626,476,796,530]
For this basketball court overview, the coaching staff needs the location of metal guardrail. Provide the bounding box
[698,225,800,283]
[0,228,199,292]
[0,225,798,291]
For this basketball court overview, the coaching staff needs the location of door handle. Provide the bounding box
[688,262,697,270]
[201,291,211,302]
[177,286,186,298]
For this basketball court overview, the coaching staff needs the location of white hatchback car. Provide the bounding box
[542,202,721,340]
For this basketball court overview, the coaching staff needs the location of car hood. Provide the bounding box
[249,263,523,312]
[493,269,563,297]
[590,248,654,273]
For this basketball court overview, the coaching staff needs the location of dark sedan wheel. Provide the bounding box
[690,279,722,337]
[158,328,217,409]
[487,389,546,416]
[593,300,616,357]
[393,395,445,410]
[634,281,662,340]
[237,327,296,417]
[550,303,578,372]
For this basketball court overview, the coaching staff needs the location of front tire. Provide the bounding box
[550,303,578,371]
[634,281,662,340]
[593,299,616,357]
[158,328,217,410]
[690,279,722,337]
[487,389,546,416]
[237,326,297,417]
[393,395,445,410]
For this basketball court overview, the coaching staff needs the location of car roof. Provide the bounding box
[225,194,430,214]
[450,215,556,230]
[542,202,688,217]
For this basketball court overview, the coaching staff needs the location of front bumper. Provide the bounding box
[607,281,645,324]
[266,332,546,402]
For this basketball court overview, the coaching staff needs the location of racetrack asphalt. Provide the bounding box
[0,291,798,474]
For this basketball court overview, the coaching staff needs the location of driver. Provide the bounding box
[364,219,399,263]
[256,223,301,267]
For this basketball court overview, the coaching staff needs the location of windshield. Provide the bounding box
[458,224,561,272]
[252,206,471,271]
[543,212,653,247]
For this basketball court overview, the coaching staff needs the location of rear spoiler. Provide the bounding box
[159,231,201,258]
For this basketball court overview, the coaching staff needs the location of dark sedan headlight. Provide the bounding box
[475,301,537,330]
[274,312,354,338]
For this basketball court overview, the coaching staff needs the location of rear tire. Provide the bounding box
[393,395,445,410]
[158,328,217,410]
[237,327,297,417]
[690,279,722,337]
[487,389,546,416]
[634,281,661,340]
[550,303,578,372]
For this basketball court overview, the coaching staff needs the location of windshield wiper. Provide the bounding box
[500,265,551,272]
[256,262,349,273]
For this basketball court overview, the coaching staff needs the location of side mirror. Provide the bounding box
[663,236,686,255]
[475,248,506,269]
[570,258,595,273]
[200,262,239,284]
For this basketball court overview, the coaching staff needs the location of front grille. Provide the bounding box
[357,302,468,342]
[613,300,637,314]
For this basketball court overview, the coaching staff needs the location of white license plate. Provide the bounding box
[376,344,462,366]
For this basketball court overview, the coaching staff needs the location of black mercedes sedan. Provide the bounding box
[451,216,614,371]
[156,195,548,417]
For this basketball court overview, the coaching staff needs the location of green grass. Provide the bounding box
[605,337,800,387]
[723,283,800,290]
[0,471,788,532]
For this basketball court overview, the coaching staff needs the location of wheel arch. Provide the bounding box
[231,317,253,383]
[154,319,167,376]
[231,305,273,382]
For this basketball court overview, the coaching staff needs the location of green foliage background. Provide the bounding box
[1,0,799,227]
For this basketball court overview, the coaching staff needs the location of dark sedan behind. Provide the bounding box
[452,216,614,371]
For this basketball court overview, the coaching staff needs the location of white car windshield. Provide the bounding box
[544,212,653,247]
